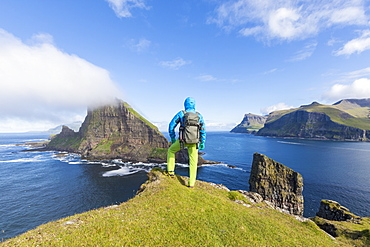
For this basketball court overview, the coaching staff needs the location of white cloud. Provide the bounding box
[159,58,191,70]
[263,68,278,75]
[334,30,370,55]
[196,74,217,81]
[105,0,149,18]
[260,103,294,115]
[128,38,151,53]
[0,29,122,132]
[210,0,369,42]
[30,33,54,45]
[268,7,304,40]
[239,26,263,37]
[343,67,370,80]
[289,41,318,61]
[205,121,239,131]
[329,6,366,25]
[323,78,370,101]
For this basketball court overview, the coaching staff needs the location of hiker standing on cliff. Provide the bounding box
[167,97,206,188]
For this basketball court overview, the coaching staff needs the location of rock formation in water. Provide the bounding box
[47,99,169,162]
[231,113,267,134]
[175,149,220,166]
[316,200,362,222]
[249,153,304,216]
[256,99,370,141]
[311,200,367,240]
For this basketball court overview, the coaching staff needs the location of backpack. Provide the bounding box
[179,110,201,144]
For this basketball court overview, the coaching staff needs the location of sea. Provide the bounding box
[1,131,370,241]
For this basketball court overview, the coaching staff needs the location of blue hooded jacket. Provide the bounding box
[168,97,206,144]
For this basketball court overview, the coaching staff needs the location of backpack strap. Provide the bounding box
[179,110,186,149]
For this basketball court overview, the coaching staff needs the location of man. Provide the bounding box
[167,97,206,188]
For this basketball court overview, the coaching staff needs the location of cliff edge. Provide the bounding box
[2,168,339,246]
[231,113,267,134]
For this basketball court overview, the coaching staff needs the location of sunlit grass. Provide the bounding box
[2,169,344,246]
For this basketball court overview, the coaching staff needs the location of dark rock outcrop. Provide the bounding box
[47,99,169,162]
[231,113,267,134]
[175,149,220,166]
[316,200,362,223]
[310,200,369,243]
[249,153,304,216]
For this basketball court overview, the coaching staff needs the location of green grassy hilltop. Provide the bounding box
[267,100,370,130]
[2,169,344,247]
[257,99,370,140]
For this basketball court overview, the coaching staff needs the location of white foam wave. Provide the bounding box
[0,157,44,163]
[102,167,139,177]
[24,138,48,142]
[101,162,117,167]
[68,161,84,165]
[333,147,370,152]
[277,141,303,145]
[200,163,249,172]
[0,144,15,148]
[53,153,83,164]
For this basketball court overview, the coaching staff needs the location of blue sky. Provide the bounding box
[1,0,370,132]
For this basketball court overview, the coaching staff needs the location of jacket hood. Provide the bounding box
[184,97,196,111]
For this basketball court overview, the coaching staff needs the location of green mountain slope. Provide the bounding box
[258,99,370,140]
[231,113,267,133]
[2,169,342,246]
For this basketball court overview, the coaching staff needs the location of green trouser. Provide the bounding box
[167,140,198,187]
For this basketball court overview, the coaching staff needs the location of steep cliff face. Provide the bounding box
[231,113,267,134]
[255,99,370,141]
[47,99,169,162]
[257,110,370,141]
[249,153,304,216]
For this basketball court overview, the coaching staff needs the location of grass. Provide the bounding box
[47,134,82,150]
[311,217,370,246]
[266,103,370,131]
[2,169,344,246]
[123,101,161,133]
[94,140,114,154]
[304,106,370,130]
[149,147,168,160]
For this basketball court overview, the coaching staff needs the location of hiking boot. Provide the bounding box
[165,171,175,178]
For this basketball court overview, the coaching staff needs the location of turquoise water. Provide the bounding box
[1,132,369,241]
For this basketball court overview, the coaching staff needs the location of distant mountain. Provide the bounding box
[256,99,370,141]
[230,113,267,134]
[47,122,82,134]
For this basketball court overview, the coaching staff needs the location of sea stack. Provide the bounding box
[249,153,304,216]
[47,99,169,162]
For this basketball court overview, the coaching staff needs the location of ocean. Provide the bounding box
[1,132,370,241]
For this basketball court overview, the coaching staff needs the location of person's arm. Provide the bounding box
[168,111,183,143]
[198,113,206,148]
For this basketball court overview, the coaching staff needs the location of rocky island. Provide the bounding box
[46,99,169,162]
[232,98,370,141]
